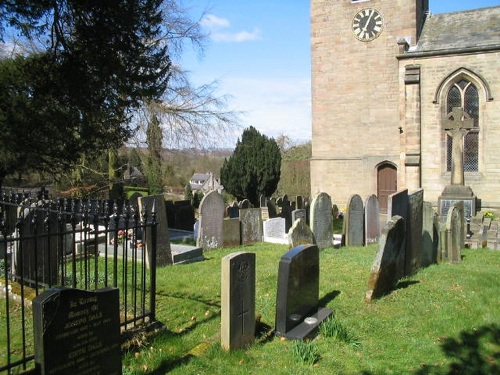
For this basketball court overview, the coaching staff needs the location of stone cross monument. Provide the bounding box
[443,107,474,185]
[438,107,477,218]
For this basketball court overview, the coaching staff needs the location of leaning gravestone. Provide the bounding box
[344,194,364,246]
[197,191,225,250]
[310,192,333,250]
[288,219,315,249]
[364,195,381,245]
[239,208,263,245]
[221,252,256,351]
[406,189,424,275]
[275,244,332,340]
[138,195,172,266]
[365,216,406,302]
[33,287,121,374]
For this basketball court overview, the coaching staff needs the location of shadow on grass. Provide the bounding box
[318,290,341,307]
[416,323,500,375]
[395,280,420,290]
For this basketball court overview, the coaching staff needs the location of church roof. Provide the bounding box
[411,6,500,54]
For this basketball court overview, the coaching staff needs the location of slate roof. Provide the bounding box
[410,6,500,54]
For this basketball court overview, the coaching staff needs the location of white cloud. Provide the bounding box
[201,13,262,43]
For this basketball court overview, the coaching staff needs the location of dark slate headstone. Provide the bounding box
[221,252,256,350]
[365,216,406,302]
[310,192,333,250]
[239,208,263,245]
[33,287,121,375]
[197,191,225,250]
[364,195,381,245]
[387,189,409,223]
[266,199,278,218]
[275,244,332,340]
[406,189,424,275]
[279,196,294,232]
[138,195,172,266]
[291,209,307,225]
[174,200,195,231]
[227,205,240,219]
[296,196,304,210]
[344,194,364,246]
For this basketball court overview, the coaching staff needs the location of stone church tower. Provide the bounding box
[310,0,500,212]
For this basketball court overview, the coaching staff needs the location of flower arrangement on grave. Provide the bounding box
[483,211,495,219]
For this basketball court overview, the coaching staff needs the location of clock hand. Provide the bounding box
[362,10,375,32]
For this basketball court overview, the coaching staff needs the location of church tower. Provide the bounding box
[310,0,428,211]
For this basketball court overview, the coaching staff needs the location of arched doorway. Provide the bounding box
[377,164,397,213]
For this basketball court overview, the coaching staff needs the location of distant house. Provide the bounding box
[189,172,224,194]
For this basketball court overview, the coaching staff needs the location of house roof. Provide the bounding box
[191,173,210,181]
[410,6,500,54]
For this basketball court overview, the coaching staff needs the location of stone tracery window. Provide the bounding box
[446,79,479,172]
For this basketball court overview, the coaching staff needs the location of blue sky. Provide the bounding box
[180,0,500,148]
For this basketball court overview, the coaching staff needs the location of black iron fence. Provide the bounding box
[0,190,157,374]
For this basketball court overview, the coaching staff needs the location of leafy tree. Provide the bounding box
[220,126,281,205]
[0,0,170,186]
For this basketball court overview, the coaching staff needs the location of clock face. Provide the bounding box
[352,8,384,42]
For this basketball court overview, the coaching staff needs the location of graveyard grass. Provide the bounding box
[120,244,500,375]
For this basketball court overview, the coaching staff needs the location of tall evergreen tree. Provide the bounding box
[220,126,281,205]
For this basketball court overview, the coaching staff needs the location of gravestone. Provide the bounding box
[260,207,269,221]
[275,244,332,340]
[262,217,287,244]
[332,204,339,220]
[288,219,315,249]
[33,287,121,374]
[343,194,364,246]
[445,202,464,263]
[14,204,59,285]
[365,216,406,302]
[291,209,307,225]
[223,219,241,247]
[227,202,240,219]
[239,208,263,245]
[239,199,251,209]
[279,196,294,232]
[388,189,409,222]
[438,107,477,217]
[259,195,267,208]
[266,199,278,218]
[296,196,304,210]
[406,189,424,275]
[138,195,172,266]
[221,252,256,350]
[310,192,333,250]
[197,191,225,250]
[364,195,381,245]
[422,202,439,266]
[174,200,195,231]
[165,200,176,229]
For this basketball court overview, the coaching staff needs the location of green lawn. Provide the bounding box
[121,244,500,374]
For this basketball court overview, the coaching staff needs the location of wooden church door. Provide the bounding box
[377,164,397,213]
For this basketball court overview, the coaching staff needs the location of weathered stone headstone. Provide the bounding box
[343,194,364,246]
[275,244,332,340]
[406,189,424,275]
[332,204,339,220]
[288,219,315,249]
[365,216,406,302]
[364,195,381,245]
[239,199,251,209]
[221,252,256,350]
[445,202,463,263]
[197,191,225,250]
[239,208,263,245]
[291,209,307,225]
[422,202,439,266]
[33,287,121,374]
[223,219,241,247]
[310,192,333,250]
[262,217,287,244]
[138,195,172,266]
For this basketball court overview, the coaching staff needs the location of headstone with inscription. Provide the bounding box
[310,192,333,250]
[365,216,406,302]
[364,195,381,245]
[33,287,121,375]
[343,194,364,246]
[275,244,332,340]
[239,208,263,245]
[291,209,307,225]
[221,252,256,350]
[197,191,225,250]
[138,195,172,266]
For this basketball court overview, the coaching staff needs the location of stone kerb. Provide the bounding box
[310,192,333,250]
[197,191,225,250]
[366,216,406,302]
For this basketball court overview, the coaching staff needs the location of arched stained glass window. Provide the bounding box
[446,79,479,172]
